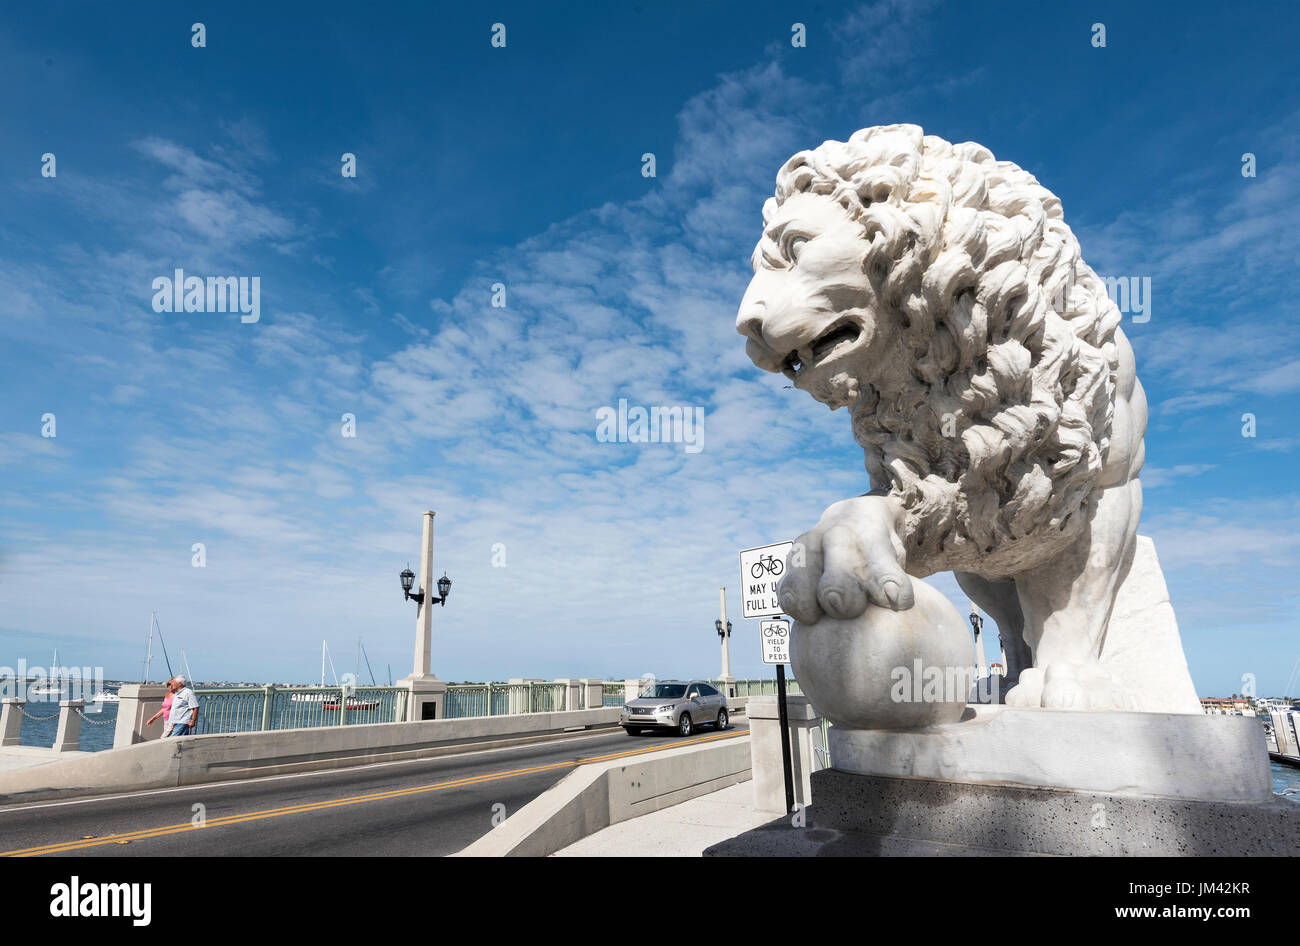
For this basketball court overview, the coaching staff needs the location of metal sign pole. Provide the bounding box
[776,662,795,814]
[742,545,797,814]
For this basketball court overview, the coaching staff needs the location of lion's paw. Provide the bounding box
[779,494,913,625]
[1040,663,1138,712]
[1004,667,1044,708]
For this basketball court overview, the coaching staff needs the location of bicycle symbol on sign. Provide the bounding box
[750,554,784,579]
[762,624,786,638]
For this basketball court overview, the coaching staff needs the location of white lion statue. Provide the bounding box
[737,124,1199,714]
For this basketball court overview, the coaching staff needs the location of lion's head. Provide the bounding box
[737,124,1123,574]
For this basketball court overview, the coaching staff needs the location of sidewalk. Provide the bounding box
[551,778,1052,856]
[0,746,88,774]
[552,778,776,856]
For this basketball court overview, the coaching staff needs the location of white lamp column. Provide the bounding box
[970,602,989,680]
[718,586,736,698]
[400,510,447,721]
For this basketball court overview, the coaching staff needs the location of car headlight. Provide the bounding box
[623,705,633,713]
[658,705,675,714]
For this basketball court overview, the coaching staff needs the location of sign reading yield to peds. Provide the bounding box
[739,542,793,619]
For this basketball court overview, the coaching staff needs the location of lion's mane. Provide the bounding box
[769,124,1122,573]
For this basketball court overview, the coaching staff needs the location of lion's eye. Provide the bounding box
[787,235,809,262]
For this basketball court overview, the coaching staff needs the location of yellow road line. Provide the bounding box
[4,728,746,856]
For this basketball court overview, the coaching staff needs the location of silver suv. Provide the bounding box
[620,680,729,736]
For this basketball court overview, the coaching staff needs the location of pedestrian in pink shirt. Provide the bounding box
[146,677,178,737]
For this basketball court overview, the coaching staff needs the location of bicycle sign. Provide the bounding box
[750,554,784,579]
[761,619,791,665]
[739,541,793,618]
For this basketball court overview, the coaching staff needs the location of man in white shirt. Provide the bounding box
[168,675,200,736]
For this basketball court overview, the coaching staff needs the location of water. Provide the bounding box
[17,702,119,752]
[1272,760,1300,802]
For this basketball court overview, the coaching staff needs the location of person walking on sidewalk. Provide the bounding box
[167,675,200,737]
[147,677,178,736]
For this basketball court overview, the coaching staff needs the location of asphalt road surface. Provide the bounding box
[0,722,749,857]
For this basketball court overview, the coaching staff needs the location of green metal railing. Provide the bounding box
[444,681,571,718]
[194,686,409,735]
[816,717,833,769]
[712,678,802,697]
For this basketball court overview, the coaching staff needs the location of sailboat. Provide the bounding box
[91,612,162,711]
[322,638,380,711]
[291,641,337,701]
[29,649,64,698]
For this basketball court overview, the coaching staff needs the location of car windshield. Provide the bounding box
[642,684,686,699]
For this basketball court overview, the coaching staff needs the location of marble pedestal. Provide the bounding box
[705,706,1300,857]
[829,704,1272,803]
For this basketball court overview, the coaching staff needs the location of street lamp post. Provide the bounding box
[969,603,988,681]
[716,587,736,698]
[396,511,452,721]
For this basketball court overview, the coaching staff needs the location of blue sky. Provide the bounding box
[1,0,1297,694]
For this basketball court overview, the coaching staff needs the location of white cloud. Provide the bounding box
[1141,464,1216,488]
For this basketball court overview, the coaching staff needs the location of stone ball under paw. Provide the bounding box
[790,578,975,730]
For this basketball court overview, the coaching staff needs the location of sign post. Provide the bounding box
[761,617,795,814]
[742,543,797,813]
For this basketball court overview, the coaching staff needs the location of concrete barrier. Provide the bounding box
[747,695,825,813]
[0,707,622,805]
[456,731,751,857]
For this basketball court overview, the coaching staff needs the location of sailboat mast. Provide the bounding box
[145,612,156,683]
[360,641,376,686]
[320,640,326,688]
[325,644,339,687]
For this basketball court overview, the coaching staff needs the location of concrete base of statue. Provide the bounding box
[829,704,1271,803]
[704,706,1300,857]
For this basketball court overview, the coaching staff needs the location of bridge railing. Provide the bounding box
[190,678,792,735]
[715,679,802,697]
[444,682,570,718]
[193,686,409,735]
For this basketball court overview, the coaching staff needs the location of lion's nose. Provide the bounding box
[736,304,766,345]
[737,301,787,373]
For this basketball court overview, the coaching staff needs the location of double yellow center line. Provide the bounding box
[3,729,746,856]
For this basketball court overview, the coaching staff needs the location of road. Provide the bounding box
[0,722,748,857]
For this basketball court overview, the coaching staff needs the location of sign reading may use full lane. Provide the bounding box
[739,541,794,619]
[760,619,791,665]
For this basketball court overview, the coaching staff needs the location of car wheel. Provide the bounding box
[677,712,692,737]
[624,727,640,736]
[716,709,729,731]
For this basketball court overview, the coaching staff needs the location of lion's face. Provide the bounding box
[736,193,897,410]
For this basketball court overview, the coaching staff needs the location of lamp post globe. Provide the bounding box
[400,566,415,596]
[437,573,452,603]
